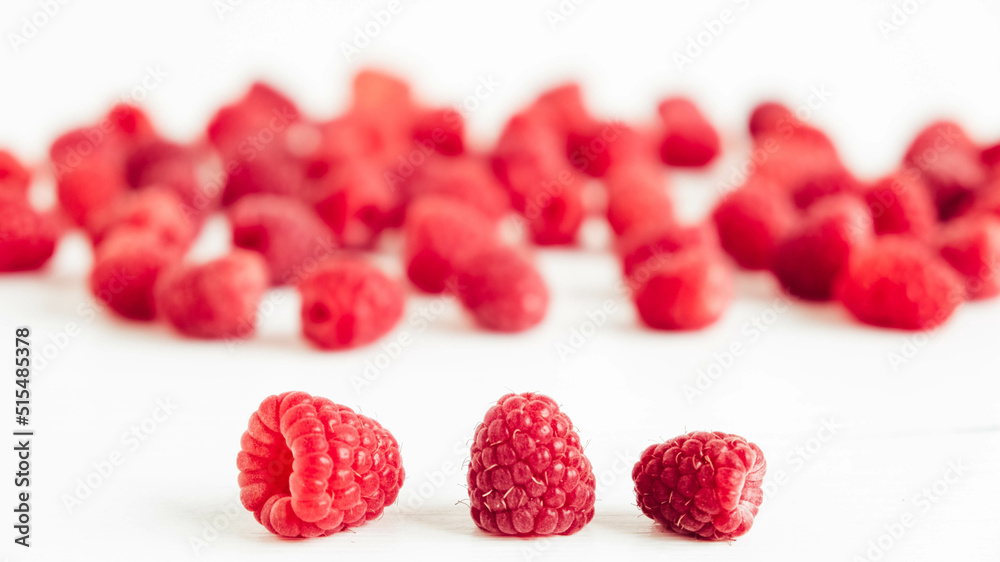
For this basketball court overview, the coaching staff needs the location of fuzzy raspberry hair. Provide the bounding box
[633,431,766,541]
[237,392,404,538]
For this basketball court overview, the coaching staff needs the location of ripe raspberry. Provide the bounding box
[616,220,716,279]
[299,259,405,350]
[604,165,674,237]
[632,250,732,330]
[104,104,158,145]
[657,97,721,168]
[223,151,306,207]
[55,157,129,226]
[87,187,197,249]
[903,121,988,220]
[864,172,938,240]
[125,140,206,213]
[456,247,549,332]
[468,392,596,537]
[207,82,302,159]
[307,161,397,249]
[712,179,798,270]
[936,215,1000,300]
[238,391,404,538]
[404,155,509,221]
[632,431,766,541]
[89,228,183,321]
[836,236,963,330]
[404,197,498,294]
[411,108,465,156]
[772,195,874,301]
[789,166,862,210]
[0,150,31,197]
[748,101,796,139]
[229,194,335,285]
[502,153,586,246]
[567,122,656,178]
[753,125,842,190]
[529,83,598,140]
[156,250,269,339]
[0,199,59,272]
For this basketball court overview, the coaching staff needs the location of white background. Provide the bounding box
[1,0,999,560]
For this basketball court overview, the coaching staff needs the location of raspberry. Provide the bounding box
[456,247,549,332]
[156,250,269,339]
[712,179,798,270]
[228,194,335,285]
[864,172,938,240]
[468,392,596,536]
[0,150,31,197]
[104,104,158,145]
[529,83,598,140]
[124,140,206,214]
[657,97,721,168]
[753,125,842,190]
[616,220,716,279]
[307,161,397,249]
[632,431,766,541]
[207,82,302,159]
[89,228,183,321]
[903,121,988,220]
[502,153,586,246]
[55,157,129,226]
[789,166,862,210]
[604,164,674,237]
[222,151,306,207]
[772,195,874,301]
[836,236,963,330]
[632,250,732,330]
[237,391,404,538]
[299,259,405,350]
[404,155,510,221]
[87,187,197,249]
[411,108,464,156]
[567,122,655,178]
[748,101,796,139]
[936,215,1000,300]
[0,199,59,272]
[403,197,497,294]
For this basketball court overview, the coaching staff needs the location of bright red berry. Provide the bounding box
[156,250,269,339]
[788,166,862,210]
[657,97,721,168]
[307,161,398,249]
[748,101,796,139]
[0,150,31,197]
[936,214,1000,300]
[404,155,509,221]
[411,108,464,156]
[87,187,197,249]
[89,228,183,321]
[836,236,963,330]
[299,259,405,350]
[229,194,335,285]
[604,164,674,237]
[455,247,549,332]
[0,199,59,272]
[903,121,988,220]
[712,179,798,270]
[616,220,716,279]
[633,431,766,541]
[864,172,938,240]
[632,250,732,330]
[772,195,874,301]
[238,391,404,538]
[55,157,129,227]
[468,392,596,537]
[403,197,498,294]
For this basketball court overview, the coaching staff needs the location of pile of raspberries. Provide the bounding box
[239,391,766,542]
[2,69,999,346]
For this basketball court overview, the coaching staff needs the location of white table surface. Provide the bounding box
[2,1,999,560]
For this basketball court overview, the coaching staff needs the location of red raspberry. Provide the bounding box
[567,122,656,178]
[632,431,766,541]
[307,161,397,249]
[529,83,598,140]
[124,140,206,214]
[299,259,405,350]
[632,250,732,330]
[657,97,721,168]
[87,187,197,249]
[903,121,988,220]
[753,125,842,190]
[604,164,674,237]
[238,391,404,538]
[788,166,862,210]
[104,104,158,145]
[207,82,302,159]
[0,199,59,272]
[156,250,269,339]
[864,172,938,240]
[403,197,498,294]
[404,155,509,221]
[503,154,586,246]
[0,150,31,197]
[222,151,306,207]
[748,101,796,139]
[970,181,1000,220]
[411,108,465,156]
[712,179,798,270]
[456,247,549,332]
[89,228,183,321]
[468,392,596,537]
[54,157,129,226]
[836,236,963,330]
[772,195,874,301]
[936,215,1000,300]
[616,220,716,279]
[228,194,335,285]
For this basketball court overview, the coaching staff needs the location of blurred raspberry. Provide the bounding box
[403,197,498,294]
[604,164,674,237]
[87,187,197,249]
[864,172,938,240]
[0,198,59,272]
[456,246,549,332]
[712,179,798,270]
[0,149,31,198]
[632,250,732,330]
[903,120,988,220]
[657,97,720,168]
[89,228,183,321]
[936,214,1000,300]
